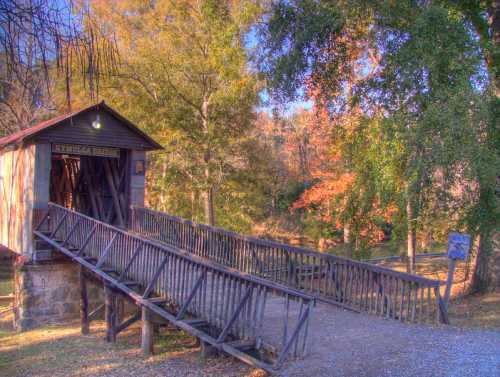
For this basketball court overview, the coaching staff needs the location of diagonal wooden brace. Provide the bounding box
[176,271,206,320]
[142,255,169,299]
[216,286,253,343]
[76,224,98,256]
[96,233,118,269]
[117,244,143,283]
[50,213,68,238]
[62,219,82,247]
[275,302,312,367]
[35,211,50,231]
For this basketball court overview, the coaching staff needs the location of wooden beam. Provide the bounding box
[80,266,89,335]
[175,271,206,320]
[115,310,141,335]
[50,213,68,238]
[142,255,169,298]
[81,158,101,220]
[104,284,117,342]
[62,218,82,246]
[276,302,311,367]
[104,159,125,227]
[88,304,105,322]
[117,244,142,283]
[76,225,97,256]
[141,306,154,356]
[96,233,118,269]
[216,287,253,343]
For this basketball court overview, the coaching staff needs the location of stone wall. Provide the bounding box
[14,261,102,331]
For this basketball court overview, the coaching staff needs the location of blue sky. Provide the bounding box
[244,26,313,116]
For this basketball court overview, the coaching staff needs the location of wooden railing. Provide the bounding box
[35,203,315,371]
[130,206,448,324]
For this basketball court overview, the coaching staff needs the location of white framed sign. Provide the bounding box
[447,232,471,261]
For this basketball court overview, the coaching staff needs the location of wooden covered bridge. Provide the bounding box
[0,103,448,373]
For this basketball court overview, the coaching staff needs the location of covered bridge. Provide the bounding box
[0,101,162,329]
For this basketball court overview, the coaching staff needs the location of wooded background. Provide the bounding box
[0,0,498,291]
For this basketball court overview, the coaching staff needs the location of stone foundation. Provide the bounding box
[14,261,102,331]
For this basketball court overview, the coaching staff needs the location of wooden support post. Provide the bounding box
[200,341,218,358]
[443,258,456,311]
[80,266,89,335]
[104,284,117,342]
[141,306,154,356]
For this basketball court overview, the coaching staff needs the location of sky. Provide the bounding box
[244,25,313,116]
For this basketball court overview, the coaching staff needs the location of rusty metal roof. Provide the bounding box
[0,101,163,150]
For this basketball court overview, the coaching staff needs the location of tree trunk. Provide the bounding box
[203,184,215,226]
[190,190,196,220]
[471,233,492,292]
[343,223,351,244]
[201,93,215,226]
[471,189,499,292]
[406,199,417,274]
[467,2,500,292]
[487,1,500,98]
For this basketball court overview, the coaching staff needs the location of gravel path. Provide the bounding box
[278,302,500,377]
[2,302,498,377]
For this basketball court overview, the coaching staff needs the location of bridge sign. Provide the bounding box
[444,231,471,310]
[447,232,471,261]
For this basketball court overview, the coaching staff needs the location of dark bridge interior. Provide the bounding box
[49,151,130,227]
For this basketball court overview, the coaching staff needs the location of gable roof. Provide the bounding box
[0,101,163,151]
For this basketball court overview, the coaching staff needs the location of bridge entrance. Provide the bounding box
[49,151,130,227]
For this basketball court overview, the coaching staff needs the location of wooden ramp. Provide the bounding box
[130,206,449,324]
[34,203,315,373]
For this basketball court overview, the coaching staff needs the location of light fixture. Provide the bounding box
[92,114,102,130]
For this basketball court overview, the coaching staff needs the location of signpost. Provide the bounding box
[443,232,471,310]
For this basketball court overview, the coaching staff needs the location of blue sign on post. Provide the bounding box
[447,232,471,261]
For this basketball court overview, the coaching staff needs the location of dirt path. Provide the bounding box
[278,303,500,377]
[1,304,498,377]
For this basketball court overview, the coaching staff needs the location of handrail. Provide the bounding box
[38,203,315,371]
[130,206,449,324]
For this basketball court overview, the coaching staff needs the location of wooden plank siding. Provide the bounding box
[34,110,154,151]
[0,144,37,255]
[130,206,449,324]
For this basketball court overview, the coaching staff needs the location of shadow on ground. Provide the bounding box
[0,321,263,377]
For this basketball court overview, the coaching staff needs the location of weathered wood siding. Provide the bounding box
[34,109,153,150]
[129,150,145,208]
[0,144,36,255]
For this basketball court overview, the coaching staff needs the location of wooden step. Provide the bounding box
[223,339,256,352]
[181,318,209,328]
[147,297,168,305]
[121,280,140,287]
[83,257,98,264]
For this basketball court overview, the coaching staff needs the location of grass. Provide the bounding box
[0,320,261,377]
[448,290,500,329]
[0,266,13,296]
[0,262,13,313]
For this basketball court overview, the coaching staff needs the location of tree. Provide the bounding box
[76,0,262,226]
[260,1,498,278]
[442,0,500,291]
[0,0,117,135]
